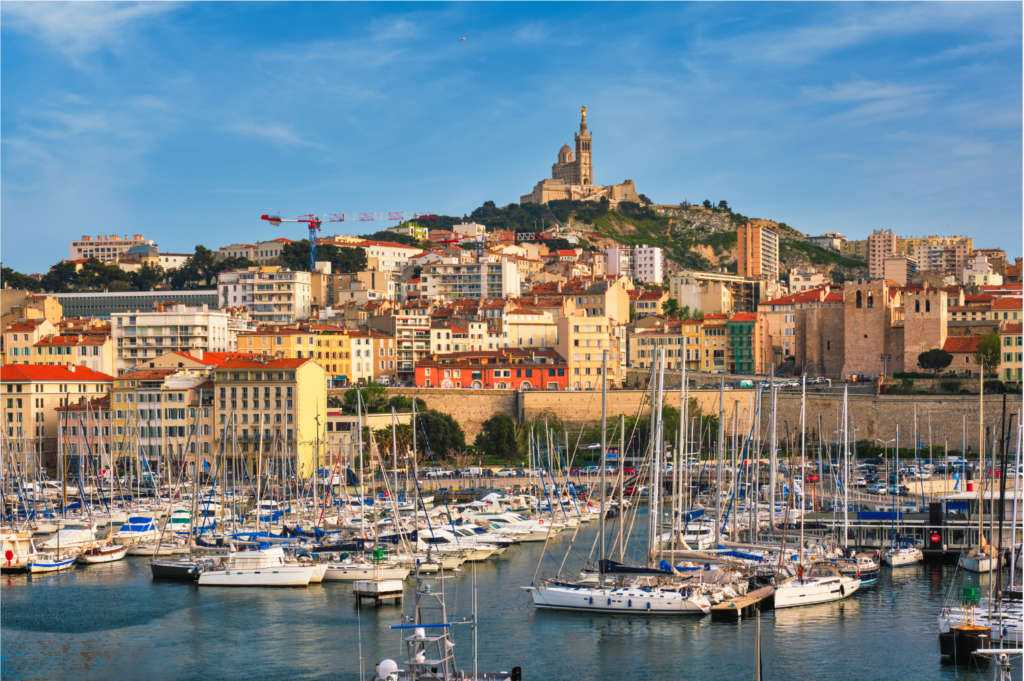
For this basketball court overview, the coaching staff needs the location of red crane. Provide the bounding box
[261,212,435,271]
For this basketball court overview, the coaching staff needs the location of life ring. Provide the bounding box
[539,519,544,525]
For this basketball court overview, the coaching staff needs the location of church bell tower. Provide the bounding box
[573,105,593,186]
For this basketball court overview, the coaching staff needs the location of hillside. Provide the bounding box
[418,199,868,282]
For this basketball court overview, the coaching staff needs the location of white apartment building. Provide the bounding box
[357,240,421,273]
[605,245,663,283]
[421,257,522,301]
[962,254,1003,287]
[217,267,311,324]
[70,234,155,263]
[453,222,486,238]
[605,247,635,277]
[111,304,237,374]
[634,245,664,284]
[788,268,826,292]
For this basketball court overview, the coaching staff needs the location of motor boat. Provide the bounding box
[112,517,161,545]
[38,521,98,551]
[527,579,711,615]
[29,553,77,573]
[1,530,39,573]
[197,546,315,587]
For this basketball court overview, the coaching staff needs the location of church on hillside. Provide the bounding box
[519,106,641,206]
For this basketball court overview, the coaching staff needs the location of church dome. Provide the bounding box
[126,244,158,257]
[557,144,574,163]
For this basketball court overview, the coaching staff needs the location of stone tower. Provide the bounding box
[841,279,898,377]
[573,105,593,186]
[901,284,947,374]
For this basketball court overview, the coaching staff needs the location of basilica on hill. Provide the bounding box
[519,106,641,206]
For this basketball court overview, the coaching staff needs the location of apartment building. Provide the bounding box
[111,304,238,375]
[604,245,663,283]
[253,238,293,264]
[32,333,115,376]
[4,318,58,365]
[415,348,569,391]
[505,306,558,349]
[238,326,351,387]
[369,301,434,380]
[420,257,522,301]
[323,270,399,306]
[840,239,869,263]
[556,315,622,389]
[699,314,729,373]
[805,233,846,251]
[605,247,635,278]
[51,290,218,318]
[1000,323,1022,381]
[70,234,154,263]
[108,368,211,470]
[1,364,114,467]
[962,254,1003,287]
[909,237,972,281]
[217,243,257,261]
[217,267,312,324]
[628,322,701,371]
[347,330,397,385]
[633,290,668,318]
[736,223,780,280]
[669,270,783,314]
[788,268,826,293]
[867,229,900,279]
[357,240,422,273]
[211,357,326,476]
[725,313,766,375]
[883,254,919,286]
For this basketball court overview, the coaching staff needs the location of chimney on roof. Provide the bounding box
[68,364,76,373]
[191,348,204,361]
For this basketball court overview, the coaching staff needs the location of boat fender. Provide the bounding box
[857,571,861,580]
[628,599,632,607]
[840,585,845,596]
[589,597,593,604]
[646,602,651,610]
[607,598,612,605]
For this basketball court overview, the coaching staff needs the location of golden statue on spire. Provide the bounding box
[581,105,587,121]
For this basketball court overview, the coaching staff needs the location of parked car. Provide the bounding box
[623,486,648,496]
[866,483,886,494]
[582,466,601,475]
[853,476,867,487]
[805,473,820,483]
[495,468,517,478]
[623,467,637,475]
[865,474,880,484]
[424,469,450,479]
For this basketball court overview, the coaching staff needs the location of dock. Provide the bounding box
[710,586,775,622]
[354,579,404,607]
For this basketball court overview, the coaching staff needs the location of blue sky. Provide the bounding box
[2,2,1021,272]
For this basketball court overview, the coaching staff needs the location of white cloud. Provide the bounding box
[225,122,324,149]
[514,22,549,44]
[2,2,178,61]
[801,79,938,124]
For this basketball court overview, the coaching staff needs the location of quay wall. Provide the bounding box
[374,387,1023,454]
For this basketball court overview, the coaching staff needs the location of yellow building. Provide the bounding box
[1,364,114,469]
[109,368,212,475]
[238,326,351,387]
[840,239,868,263]
[1000,322,1022,382]
[628,320,701,371]
[211,357,326,476]
[556,315,622,389]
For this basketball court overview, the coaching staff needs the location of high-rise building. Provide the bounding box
[604,245,663,283]
[111,304,240,374]
[883,254,918,286]
[867,229,899,279]
[217,267,312,323]
[736,223,779,281]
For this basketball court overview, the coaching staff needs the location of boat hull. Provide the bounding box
[775,577,861,609]
[197,565,314,587]
[151,560,200,581]
[957,553,995,573]
[76,546,129,564]
[29,557,77,573]
[322,564,410,582]
[530,584,710,615]
[882,548,923,567]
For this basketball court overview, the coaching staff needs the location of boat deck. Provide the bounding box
[710,586,775,622]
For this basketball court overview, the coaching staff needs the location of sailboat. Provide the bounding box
[525,350,712,616]
[881,425,924,568]
[958,374,995,574]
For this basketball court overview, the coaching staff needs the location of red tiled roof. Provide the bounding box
[167,351,261,365]
[0,365,113,381]
[5,319,49,332]
[1003,323,1022,334]
[354,240,420,250]
[34,335,107,347]
[992,298,1023,310]
[121,369,179,380]
[943,337,982,353]
[730,313,758,322]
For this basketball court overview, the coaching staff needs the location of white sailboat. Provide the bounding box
[77,544,130,564]
[38,521,98,550]
[774,564,861,609]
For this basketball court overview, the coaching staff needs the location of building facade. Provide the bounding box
[867,229,900,279]
[70,234,155,263]
[736,222,780,281]
[111,304,238,375]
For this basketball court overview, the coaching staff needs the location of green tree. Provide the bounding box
[917,348,953,376]
[679,305,692,320]
[692,309,705,321]
[1,266,42,292]
[129,263,165,291]
[973,332,1002,378]
[662,298,681,319]
[280,240,367,273]
[359,230,421,248]
[415,410,466,458]
[702,200,712,209]
[343,382,389,413]
[474,412,521,463]
[39,261,79,293]
[327,395,343,408]
[638,193,653,206]
[388,395,426,412]
[717,200,729,211]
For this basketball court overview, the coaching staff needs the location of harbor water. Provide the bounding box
[2,522,1019,681]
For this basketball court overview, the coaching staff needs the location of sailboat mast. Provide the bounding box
[799,373,806,564]
[618,413,625,564]
[599,350,607,589]
[715,373,725,548]
[842,385,850,550]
